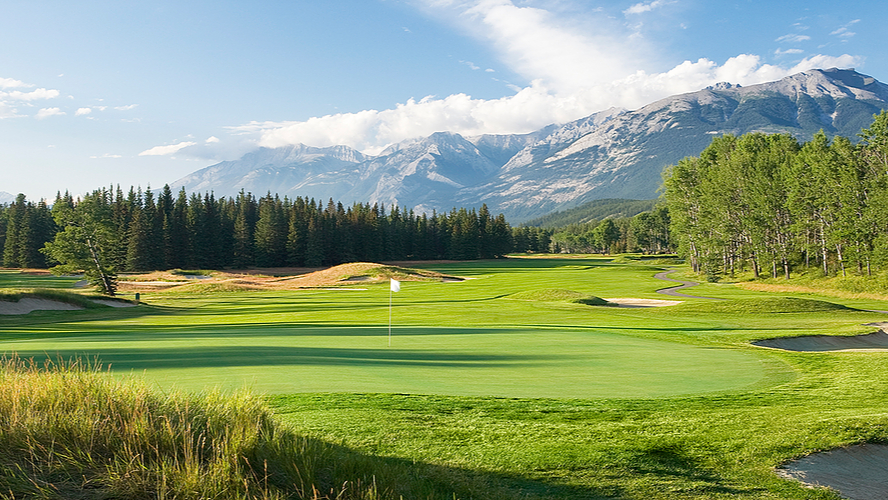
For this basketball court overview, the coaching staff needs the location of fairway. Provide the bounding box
[5,258,888,498]
[0,325,771,398]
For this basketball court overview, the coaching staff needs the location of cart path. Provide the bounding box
[654,270,725,300]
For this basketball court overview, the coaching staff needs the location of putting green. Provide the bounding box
[1,325,773,398]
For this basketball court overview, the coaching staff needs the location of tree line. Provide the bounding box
[546,206,672,255]
[1,186,515,292]
[664,110,888,280]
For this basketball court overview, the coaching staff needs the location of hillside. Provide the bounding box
[522,198,658,227]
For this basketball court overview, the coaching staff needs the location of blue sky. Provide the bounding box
[1,0,883,201]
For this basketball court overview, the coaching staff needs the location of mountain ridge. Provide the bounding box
[172,68,888,222]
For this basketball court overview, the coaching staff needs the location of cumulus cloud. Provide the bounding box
[0,77,33,89]
[623,0,673,15]
[114,104,138,111]
[35,107,66,119]
[0,103,24,119]
[220,1,863,157]
[138,141,197,156]
[231,53,861,155]
[205,136,220,143]
[0,88,61,101]
[75,107,92,116]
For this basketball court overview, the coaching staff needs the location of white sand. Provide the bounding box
[0,298,84,315]
[777,444,888,499]
[604,298,683,308]
[753,329,888,352]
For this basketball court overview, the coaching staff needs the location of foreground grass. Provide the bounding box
[0,357,501,500]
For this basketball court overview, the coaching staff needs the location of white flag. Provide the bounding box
[390,278,400,292]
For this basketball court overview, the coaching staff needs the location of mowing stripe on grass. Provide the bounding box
[1,325,775,398]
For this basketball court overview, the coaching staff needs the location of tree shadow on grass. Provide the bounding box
[623,442,764,497]
[6,344,571,371]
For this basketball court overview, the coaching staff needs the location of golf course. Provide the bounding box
[2,256,888,499]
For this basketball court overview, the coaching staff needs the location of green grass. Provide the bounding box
[2,257,888,498]
[0,269,81,289]
[671,297,854,314]
[507,288,611,306]
[0,357,482,500]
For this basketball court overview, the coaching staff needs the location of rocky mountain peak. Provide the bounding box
[172,69,888,222]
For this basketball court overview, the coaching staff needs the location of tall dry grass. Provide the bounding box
[0,357,392,500]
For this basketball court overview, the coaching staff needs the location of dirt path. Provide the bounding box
[654,270,724,300]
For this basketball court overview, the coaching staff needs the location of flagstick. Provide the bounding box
[388,285,393,347]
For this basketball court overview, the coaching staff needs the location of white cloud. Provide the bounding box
[35,107,66,119]
[75,107,92,116]
[114,104,138,111]
[205,136,220,143]
[460,60,481,70]
[0,77,33,89]
[220,2,863,158]
[776,34,811,43]
[623,0,673,15]
[412,0,644,94]
[775,48,804,56]
[0,88,61,101]
[90,153,122,159]
[231,53,861,155]
[138,141,197,156]
[0,103,24,119]
[830,19,860,37]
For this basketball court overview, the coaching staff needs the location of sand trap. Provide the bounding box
[0,298,84,315]
[777,444,888,499]
[604,298,683,308]
[0,297,136,315]
[753,326,888,352]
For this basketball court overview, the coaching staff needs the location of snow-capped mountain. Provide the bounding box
[172,68,888,222]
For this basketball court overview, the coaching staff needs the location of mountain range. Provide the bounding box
[172,68,888,222]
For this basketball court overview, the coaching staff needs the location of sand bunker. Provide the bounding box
[0,298,84,315]
[0,298,136,315]
[604,298,683,308]
[753,325,888,352]
[777,444,888,499]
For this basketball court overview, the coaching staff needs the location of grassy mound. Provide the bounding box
[509,289,611,306]
[0,288,133,308]
[674,297,855,314]
[0,357,460,500]
[307,262,453,284]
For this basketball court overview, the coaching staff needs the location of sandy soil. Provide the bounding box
[777,444,888,500]
[0,298,83,315]
[604,298,683,308]
[753,325,888,352]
